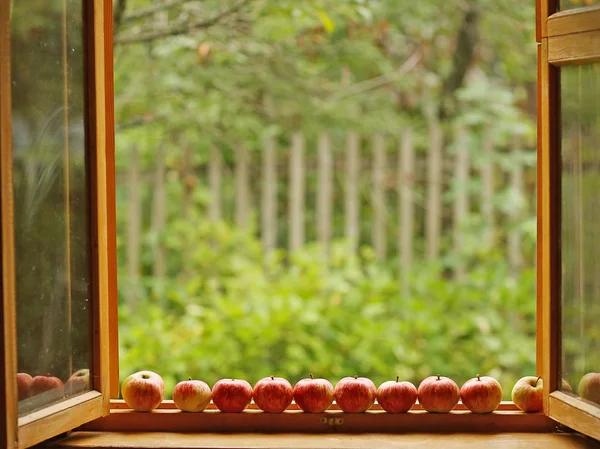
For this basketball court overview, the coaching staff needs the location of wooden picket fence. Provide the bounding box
[203,125,533,271]
[124,122,534,300]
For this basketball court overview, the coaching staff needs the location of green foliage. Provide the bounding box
[119,219,535,400]
[115,0,540,402]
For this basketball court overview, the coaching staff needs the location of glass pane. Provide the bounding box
[561,63,600,407]
[11,0,93,416]
[560,0,600,10]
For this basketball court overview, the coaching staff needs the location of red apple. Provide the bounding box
[121,370,164,412]
[334,375,376,413]
[65,369,90,396]
[293,373,334,413]
[460,374,502,413]
[211,378,253,413]
[17,373,33,401]
[511,376,543,412]
[578,373,600,404]
[417,375,460,413]
[376,376,417,413]
[253,376,293,413]
[173,377,212,412]
[29,375,64,402]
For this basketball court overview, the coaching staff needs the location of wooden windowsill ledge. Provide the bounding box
[45,431,600,449]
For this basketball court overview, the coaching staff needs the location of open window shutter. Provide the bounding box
[538,0,600,440]
[0,0,116,447]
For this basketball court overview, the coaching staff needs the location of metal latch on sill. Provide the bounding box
[320,416,344,426]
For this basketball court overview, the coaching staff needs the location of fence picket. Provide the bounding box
[262,136,277,251]
[209,146,222,222]
[426,114,443,261]
[289,132,305,251]
[151,143,166,278]
[317,133,333,255]
[399,129,415,296]
[345,131,360,251]
[235,145,250,229]
[508,138,524,271]
[372,133,387,261]
[453,126,470,278]
[126,144,141,305]
[481,128,495,242]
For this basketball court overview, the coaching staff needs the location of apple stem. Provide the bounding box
[437,375,441,380]
[477,374,480,381]
[188,377,192,381]
[271,376,274,380]
[396,376,399,383]
[535,376,541,387]
[354,375,358,380]
[309,373,314,380]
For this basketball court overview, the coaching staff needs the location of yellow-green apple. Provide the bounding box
[211,378,253,412]
[65,369,90,396]
[293,373,334,413]
[578,373,600,404]
[460,374,502,413]
[253,376,293,413]
[334,375,377,413]
[173,377,212,412]
[417,375,460,413]
[17,373,32,401]
[511,376,543,412]
[376,376,417,413]
[121,370,164,412]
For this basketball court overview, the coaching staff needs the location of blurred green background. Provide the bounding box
[113,0,540,399]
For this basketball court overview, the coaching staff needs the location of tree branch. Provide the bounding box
[114,0,252,45]
[327,50,422,103]
[439,4,480,120]
[122,0,197,24]
[113,0,128,36]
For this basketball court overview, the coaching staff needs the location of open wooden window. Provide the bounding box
[538,0,600,441]
[0,0,599,446]
[0,0,116,447]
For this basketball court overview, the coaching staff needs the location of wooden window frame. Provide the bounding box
[2,0,600,445]
[538,2,600,442]
[0,0,116,447]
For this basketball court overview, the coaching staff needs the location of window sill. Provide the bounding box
[73,400,555,433]
[45,431,600,449]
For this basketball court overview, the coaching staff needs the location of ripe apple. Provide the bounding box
[460,374,502,413]
[211,378,253,412]
[30,375,64,402]
[293,373,334,413]
[334,375,377,413]
[417,375,460,413]
[173,377,212,412]
[65,369,90,396]
[511,376,543,412]
[17,373,33,401]
[578,373,600,404]
[253,376,294,413]
[121,370,164,412]
[562,379,573,393]
[376,376,417,413]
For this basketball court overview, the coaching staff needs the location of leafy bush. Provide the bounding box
[119,219,535,400]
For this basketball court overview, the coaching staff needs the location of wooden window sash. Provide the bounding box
[0,0,19,446]
[539,4,600,440]
[0,0,116,446]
